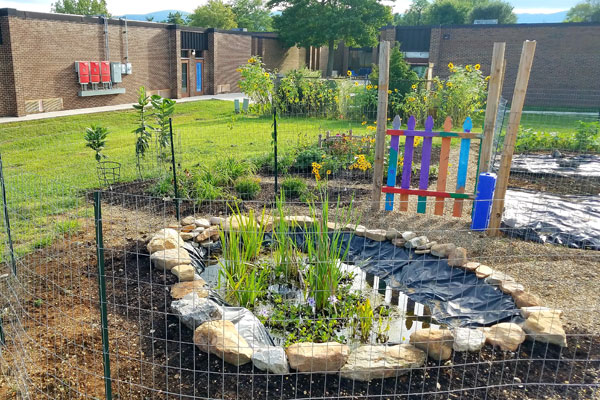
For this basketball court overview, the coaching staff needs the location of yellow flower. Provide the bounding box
[394,88,398,92]
[347,70,352,77]
[326,170,331,175]
[411,84,417,90]
[423,96,427,101]
[373,121,377,125]
[374,85,378,89]
[388,90,392,94]
[361,121,367,125]
[466,65,472,72]
[248,57,255,63]
[236,68,242,72]
[366,85,373,90]
[264,72,270,78]
[475,64,481,70]
[446,82,453,87]
[321,154,326,158]
[448,62,454,70]
[408,97,415,102]
[354,81,359,86]
[485,76,491,81]
[387,117,391,121]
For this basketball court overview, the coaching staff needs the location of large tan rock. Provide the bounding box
[500,280,525,295]
[147,228,184,254]
[447,247,467,267]
[194,320,253,366]
[171,265,196,281]
[181,216,196,226]
[522,310,567,347]
[286,342,349,373]
[475,265,494,279]
[520,307,563,319]
[340,344,426,381]
[513,291,542,308]
[222,215,252,231]
[430,243,456,258]
[195,226,220,243]
[463,261,480,271]
[150,248,191,270]
[365,229,387,241]
[484,323,526,352]
[409,329,454,360]
[284,215,315,228]
[171,280,208,299]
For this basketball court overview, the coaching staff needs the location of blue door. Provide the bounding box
[196,62,202,93]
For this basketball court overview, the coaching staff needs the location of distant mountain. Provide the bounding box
[118,10,190,23]
[516,11,568,23]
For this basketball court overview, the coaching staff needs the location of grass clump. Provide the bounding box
[234,177,261,200]
[281,177,307,199]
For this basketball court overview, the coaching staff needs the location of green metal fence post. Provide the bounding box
[169,118,180,222]
[273,105,278,196]
[93,191,113,400]
[0,152,16,276]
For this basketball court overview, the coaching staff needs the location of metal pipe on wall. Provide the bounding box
[104,16,110,60]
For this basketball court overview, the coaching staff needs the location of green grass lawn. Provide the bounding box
[0,99,587,261]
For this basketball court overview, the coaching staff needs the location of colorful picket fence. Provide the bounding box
[382,115,481,217]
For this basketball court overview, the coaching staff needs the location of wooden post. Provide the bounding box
[488,40,536,236]
[425,62,434,90]
[478,42,506,175]
[371,40,391,211]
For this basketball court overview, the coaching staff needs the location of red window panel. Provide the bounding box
[90,61,100,83]
[100,61,111,83]
[77,61,90,84]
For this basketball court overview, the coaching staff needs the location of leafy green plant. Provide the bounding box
[438,63,487,124]
[215,157,257,186]
[55,219,81,237]
[305,191,355,311]
[281,176,307,198]
[218,207,269,308]
[376,306,391,343]
[150,94,176,164]
[276,69,340,117]
[272,192,300,281]
[575,121,600,151]
[234,176,261,200]
[133,86,153,178]
[355,298,374,343]
[84,124,109,163]
[237,56,273,114]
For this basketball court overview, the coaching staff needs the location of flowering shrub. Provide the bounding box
[439,63,487,124]
[276,68,339,116]
[399,63,487,127]
[237,56,274,114]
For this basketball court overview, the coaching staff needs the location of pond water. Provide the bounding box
[198,260,441,347]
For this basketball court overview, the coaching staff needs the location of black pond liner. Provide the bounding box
[274,227,523,328]
[501,189,600,251]
[185,227,523,348]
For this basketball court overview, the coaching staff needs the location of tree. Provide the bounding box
[468,1,516,24]
[52,0,110,16]
[164,11,187,25]
[395,0,430,26]
[425,0,469,25]
[269,0,392,77]
[564,0,600,22]
[188,0,238,29]
[145,16,155,21]
[232,0,273,31]
[370,45,418,96]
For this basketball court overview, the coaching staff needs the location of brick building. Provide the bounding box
[0,8,318,117]
[390,23,600,108]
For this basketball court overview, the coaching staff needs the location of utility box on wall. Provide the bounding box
[111,62,122,83]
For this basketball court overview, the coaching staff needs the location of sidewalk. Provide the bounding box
[0,93,246,124]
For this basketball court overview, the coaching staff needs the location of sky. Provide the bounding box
[0,0,580,16]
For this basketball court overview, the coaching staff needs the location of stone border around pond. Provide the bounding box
[145,214,567,381]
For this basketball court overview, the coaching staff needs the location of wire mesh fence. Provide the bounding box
[0,85,599,400]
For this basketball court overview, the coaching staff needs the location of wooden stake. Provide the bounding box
[371,40,391,211]
[488,40,537,236]
[478,42,506,175]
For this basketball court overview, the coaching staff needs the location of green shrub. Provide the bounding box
[237,56,273,115]
[294,146,326,172]
[276,68,340,117]
[575,121,600,151]
[234,176,261,200]
[215,157,257,186]
[84,124,109,162]
[514,121,600,153]
[281,177,307,198]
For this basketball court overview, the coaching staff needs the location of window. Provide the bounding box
[182,63,188,92]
